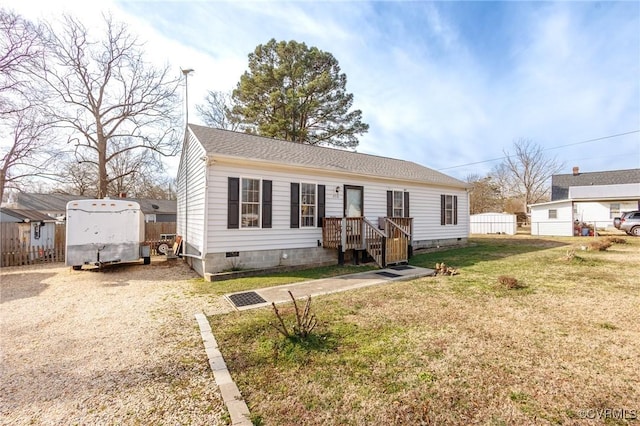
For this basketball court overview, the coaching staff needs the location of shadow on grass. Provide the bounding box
[410,237,570,269]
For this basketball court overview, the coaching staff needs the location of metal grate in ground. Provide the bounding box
[228,291,267,307]
[389,265,415,271]
[375,271,402,278]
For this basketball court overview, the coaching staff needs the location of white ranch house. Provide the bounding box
[530,167,640,236]
[177,125,469,278]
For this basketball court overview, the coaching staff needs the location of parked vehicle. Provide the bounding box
[613,210,640,236]
[66,199,151,269]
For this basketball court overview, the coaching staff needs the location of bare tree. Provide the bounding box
[465,173,502,215]
[0,10,58,202]
[0,9,40,116]
[105,137,164,196]
[0,108,62,202]
[500,138,564,213]
[59,161,96,196]
[32,14,182,198]
[196,90,241,131]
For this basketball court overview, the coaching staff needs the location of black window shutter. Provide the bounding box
[453,195,458,225]
[404,192,410,217]
[317,184,325,227]
[262,180,272,228]
[440,194,446,225]
[228,177,240,229]
[290,182,299,228]
[387,191,393,217]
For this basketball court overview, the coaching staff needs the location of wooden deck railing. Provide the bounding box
[385,218,411,265]
[322,216,413,268]
[344,217,363,250]
[387,217,413,237]
[322,218,342,249]
[363,218,385,267]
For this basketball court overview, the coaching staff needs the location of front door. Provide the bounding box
[344,185,364,217]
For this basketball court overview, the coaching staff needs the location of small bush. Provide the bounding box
[269,291,317,339]
[587,241,612,251]
[497,275,525,289]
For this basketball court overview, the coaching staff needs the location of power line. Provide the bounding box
[437,129,640,171]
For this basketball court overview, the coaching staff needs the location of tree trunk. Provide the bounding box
[97,130,108,198]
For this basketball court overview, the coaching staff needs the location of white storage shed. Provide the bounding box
[470,213,517,235]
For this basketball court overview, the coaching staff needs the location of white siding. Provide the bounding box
[176,133,207,256]
[530,201,573,236]
[205,161,468,253]
[574,201,638,229]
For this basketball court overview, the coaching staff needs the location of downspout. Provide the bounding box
[183,130,189,258]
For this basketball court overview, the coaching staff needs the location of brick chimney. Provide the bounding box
[119,192,127,198]
[572,166,579,176]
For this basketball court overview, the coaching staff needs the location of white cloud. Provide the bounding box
[5,0,639,180]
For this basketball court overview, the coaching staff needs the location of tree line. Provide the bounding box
[466,138,563,217]
[0,10,369,202]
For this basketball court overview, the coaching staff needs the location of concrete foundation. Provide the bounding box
[202,246,338,275]
[413,237,468,250]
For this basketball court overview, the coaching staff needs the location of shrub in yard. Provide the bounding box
[497,275,525,289]
[587,241,612,251]
[269,291,317,339]
[606,237,627,245]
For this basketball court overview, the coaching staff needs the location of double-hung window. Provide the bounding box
[291,183,325,228]
[241,178,260,228]
[228,177,271,229]
[393,191,404,217]
[440,194,458,225]
[609,203,620,219]
[301,183,316,227]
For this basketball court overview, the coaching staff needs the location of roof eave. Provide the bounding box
[207,154,468,189]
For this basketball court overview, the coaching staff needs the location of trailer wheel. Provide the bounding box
[143,256,151,265]
[72,265,82,271]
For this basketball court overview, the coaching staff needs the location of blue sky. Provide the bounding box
[9,0,640,180]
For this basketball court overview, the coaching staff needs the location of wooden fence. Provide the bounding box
[1,222,176,268]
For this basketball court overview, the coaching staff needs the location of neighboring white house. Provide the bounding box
[176,124,470,277]
[530,167,640,236]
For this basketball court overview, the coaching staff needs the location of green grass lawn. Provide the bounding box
[206,235,640,425]
[191,264,376,297]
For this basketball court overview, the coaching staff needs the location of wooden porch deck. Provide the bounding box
[322,217,413,267]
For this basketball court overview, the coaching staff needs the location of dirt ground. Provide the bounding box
[0,258,231,425]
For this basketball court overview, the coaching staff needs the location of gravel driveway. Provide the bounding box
[0,259,231,425]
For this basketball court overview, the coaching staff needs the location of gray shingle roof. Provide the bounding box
[189,124,467,188]
[0,208,57,222]
[551,168,640,200]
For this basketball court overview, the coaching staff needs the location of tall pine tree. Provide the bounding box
[232,39,368,149]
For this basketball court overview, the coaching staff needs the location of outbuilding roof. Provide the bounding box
[0,208,57,222]
[5,193,176,215]
[189,124,467,188]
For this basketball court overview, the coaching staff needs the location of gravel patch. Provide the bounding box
[0,258,230,425]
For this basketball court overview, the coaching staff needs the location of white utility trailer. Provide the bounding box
[66,199,150,269]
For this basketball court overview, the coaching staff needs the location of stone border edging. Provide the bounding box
[194,313,252,426]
